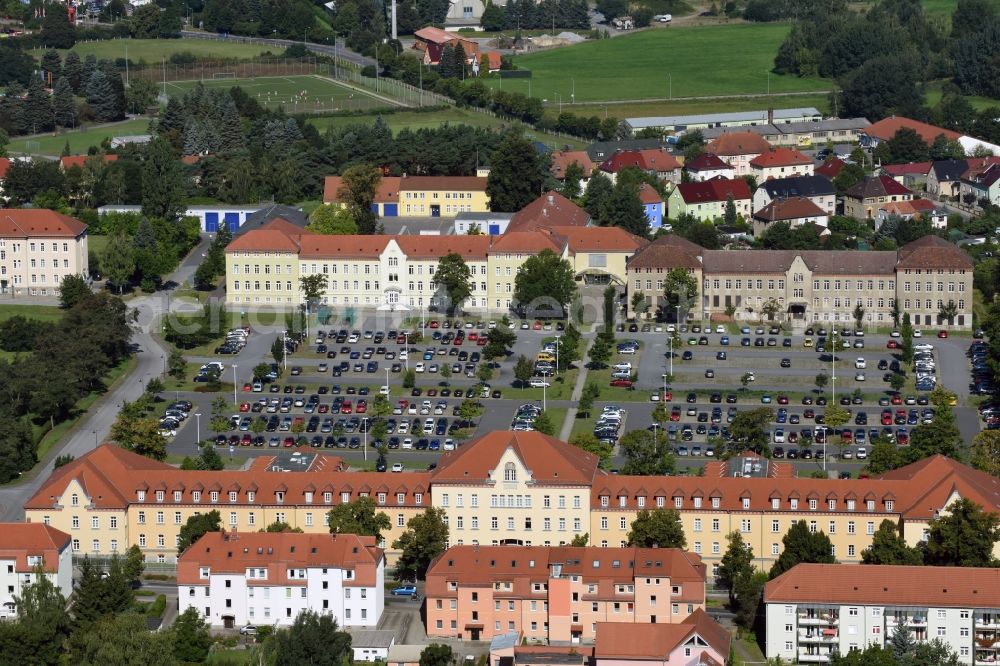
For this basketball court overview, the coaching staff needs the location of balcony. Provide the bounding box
[797,653,832,663]
[799,630,838,643]
[976,655,999,665]
[978,618,1000,629]
[798,613,840,626]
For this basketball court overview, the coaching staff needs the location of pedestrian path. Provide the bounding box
[559,335,595,440]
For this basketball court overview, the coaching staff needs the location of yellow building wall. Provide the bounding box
[570,251,631,286]
[226,250,300,307]
[399,189,490,217]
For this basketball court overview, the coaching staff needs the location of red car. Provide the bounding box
[663,390,673,402]
[610,379,633,388]
[239,402,251,412]
[841,430,853,443]
[887,340,899,349]
[670,406,682,421]
[283,436,295,447]
[477,337,488,346]
[897,431,910,446]
[341,400,352,414]
[396,335,406,344]
[429,320,440,329]
[533,321,543,330]
[881,410,893,425]
[937,330,949,338]
[891,394,903,405]
[356,399,367,414]
[241,434,252,446]
[777,394,789,405]
[243,382,253,391]
[468,332,479,341]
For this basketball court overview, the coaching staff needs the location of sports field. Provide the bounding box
[6,118,151,157]
[165,75,387,112]
[50,38,277,62]
[486,23,831,103]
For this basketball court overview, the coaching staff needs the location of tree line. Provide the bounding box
[0,289,135,483]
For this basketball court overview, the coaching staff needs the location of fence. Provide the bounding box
[319,63,453,108]
[125,57,321,85]
[73,554,177,573]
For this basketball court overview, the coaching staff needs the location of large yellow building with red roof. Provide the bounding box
[0,209,89,297]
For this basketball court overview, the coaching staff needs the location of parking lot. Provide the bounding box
[161,315,985,476]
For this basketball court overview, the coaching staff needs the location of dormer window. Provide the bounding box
[771,499,780,510]
[828,500,836,510]
[248,491,255,502]
[885,500,894,511]
[305,492,313,504]
[790,499,798,510]
[847,500,856,511]
[341,492,349,503]
[693,497,702,508]
[229,492,238,503]
[809,499,817,510]
[210,491,219,503]
[137,491,145,502]
[324,492,332,504]
[504,462,516,482]
[193,491,201,503]
[619,496,627,508]
[674,497,682,508]
[867,500,875,512]
[712,498,720,509]
[173,491,181,502]
[378,493,386,504]
[397,493,405,505]
[156,491,164,502]
[601,496,609,508]
[71,494,79,506]
[415,493,423,504]
[742,498,750,510]
[276,491,285,504]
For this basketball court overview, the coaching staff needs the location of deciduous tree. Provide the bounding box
[768,520,836,579]
[435,253,473,314]
[618,428,675,475]
[861,519,923,565]
[273,611,353,666]
[627,508,686,548]
[923,498,1000,567]
[393,507,449,582]
[513,249,577,315]
[486,130,551,212]
[177,510,222,554]
[307,205,358,234]
[326,497,392,543]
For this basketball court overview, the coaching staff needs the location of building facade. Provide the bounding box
[0,209,89,297]
[749,147,815,182]
[843,175,914,220]
[594,611,730,666]
[667,179,752,222]
[177,531,384,629]
[0,523,73,618]
[624,235,974,329]
[425,545,707,643]
[752,175,836,216]
[323,175,489,218]
[25,446,430,564]
[765,564,1000,665]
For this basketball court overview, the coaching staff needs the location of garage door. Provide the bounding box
[205,212,219,233]
[383,203,398,217]
[224,212,240,232]
[488,224,501,235]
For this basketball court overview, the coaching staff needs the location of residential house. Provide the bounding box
[683,153,735,182]
[412,27,480,65]
[505,192,591,232]
[704,131,772,176]
[0,208,89,297]
[668,178,752,222]
[874,199,948,231]
[843,175,914,220]
[749,147,814,181]
[599,149,682,186]
[625,235,704,320]
[25,444,430,563]
[350,630,397,662]
[637,183,664,230]
[550,151,595,191]
[425,544,707,642]
[624,235,973,328]
[323,175,490,218]
[927,159,974,199]
[752,175,836,216]
[0,523,73,619]
[177,530,384,629]
[0,157,11,199]
[59,153,118,172]
[880,161,932,190]
[860,116,962,151]
[752,197,830,237]
[594,611,731,666]
[765,563,1000,665]
[960,162,1000,208]
[815,157,846,180]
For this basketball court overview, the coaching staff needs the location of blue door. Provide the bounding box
[430,205,440,217]
[488,224,501,235]
[383,203,398,217]
[205,212,219,233]
[224,212,239,231]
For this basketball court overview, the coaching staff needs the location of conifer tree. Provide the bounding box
[62,50,84,92]
[52,77,77,128]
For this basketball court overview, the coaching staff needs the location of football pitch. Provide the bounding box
[163,75,386,112]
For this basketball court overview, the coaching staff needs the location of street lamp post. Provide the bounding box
[830,329,836,405]
[542,381,547,413]
[195,413,202,445]
[819,426,827,472]
[92,430,97,447]
[161,355,165,375]
[675,305,681,326]
[232,364,239,406]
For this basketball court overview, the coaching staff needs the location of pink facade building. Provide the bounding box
[426,545,707,643]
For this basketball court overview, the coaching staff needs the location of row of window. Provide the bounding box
[452,516,582,532]
[130,489,424,506]
[903,281,965,293]
[1,242,72,253]
[597,494,892,512]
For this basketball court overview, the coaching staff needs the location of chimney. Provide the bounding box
[547,194,555,204]
[767,108,774,125]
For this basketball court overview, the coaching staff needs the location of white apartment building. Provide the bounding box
[765,564,1000,665]
[0,209,89,297]
[0,523,73,618]
[177,531,384,629]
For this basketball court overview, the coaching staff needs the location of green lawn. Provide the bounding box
[44,38,279,63]
[488,23,831,102]
[6,118,152,157]
[307,107,587,150]
[0,304,64,323]
[924,83,1000,111]
[165,74,380,112]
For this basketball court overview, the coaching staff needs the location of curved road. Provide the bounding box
[0,237,210,522]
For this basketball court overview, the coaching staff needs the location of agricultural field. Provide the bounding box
[165,74,383,112]
[41,37,278,63]
[5,118,152,157]
[484,23,831,102]
[307,107,587,149]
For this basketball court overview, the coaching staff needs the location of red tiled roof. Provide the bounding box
[0,157,12,179]
[552,226,648,254]
[600,149,681,174]
[396,235,490,259]
[815,157,846,179]
[227,228,303,253]
[323,176,401,204]
[488,231,562,254]
[637,183,662,204]
[0,523,71,573]
[297,235,392,259]
[0,209,88,238]
[507,192,591,232]
[750,147,813,168]
[752,197,827,223]
[433,431,601,486]
[705,131,771,156]
[684,153,732,172]
[551,151,595,179]
[26,444,432,511]
[675,178,752,204]
[627,235,703,270]
[844,175,912,200]
[177,531,383,587]
[765,563,1000,607]
[414,26,475,46]
[864,116,961,144]
[60,154,118,171]
[486,51,502,70]
[881,161,933,177]
[595,609,730,660]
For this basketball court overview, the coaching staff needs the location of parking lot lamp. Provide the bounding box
[385,368,390,395]
[818,426,827,472]
[363,419,368,461]
[542,381,547,413]
[555,335,560,374]
[830,330,836,405]
[668,336,673,377]
[195,413,202,445]
[283,330,288,371]
[233,364,239,406]
[674,305,681,325]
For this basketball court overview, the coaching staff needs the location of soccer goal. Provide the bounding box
[212,72,237,80]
